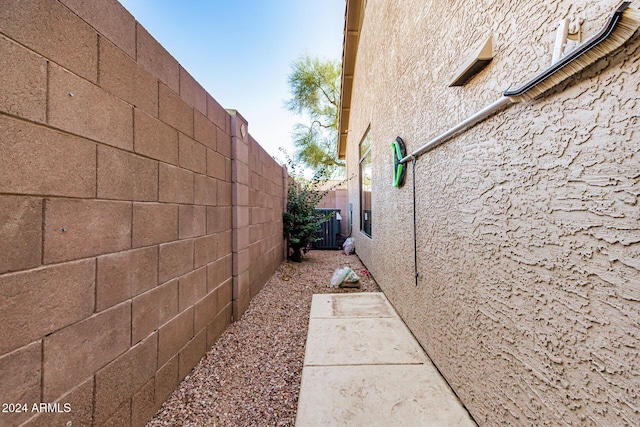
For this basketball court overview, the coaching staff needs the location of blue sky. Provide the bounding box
[118,0,345,162]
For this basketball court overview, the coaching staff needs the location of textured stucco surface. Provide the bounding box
[345,0,640,425]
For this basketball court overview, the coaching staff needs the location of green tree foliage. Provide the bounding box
[283,178,329,262]
[286,55,344,178]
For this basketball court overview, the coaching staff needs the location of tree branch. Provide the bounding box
[313,71,338,107]
[310,120,333,130]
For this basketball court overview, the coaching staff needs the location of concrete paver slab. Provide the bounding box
[304,317,427,366]
[296,364,475,427]
[296,292,477,426]
[310,293,396,318]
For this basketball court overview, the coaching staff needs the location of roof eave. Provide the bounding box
[337,0,364,160]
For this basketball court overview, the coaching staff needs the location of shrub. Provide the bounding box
[283,179,328,262]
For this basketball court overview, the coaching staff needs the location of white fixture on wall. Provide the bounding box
[449,34,495,86]
[552,18,583,63]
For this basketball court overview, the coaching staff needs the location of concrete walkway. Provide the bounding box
[295,293,477,426]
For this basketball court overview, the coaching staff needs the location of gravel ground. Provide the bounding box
[147,249,381,427]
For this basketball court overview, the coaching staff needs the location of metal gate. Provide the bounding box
[313,208,341,249]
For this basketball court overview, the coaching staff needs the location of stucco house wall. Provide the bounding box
[342,0,640,425]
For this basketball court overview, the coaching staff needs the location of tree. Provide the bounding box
[286,55,344,178]
[283,178,329,262]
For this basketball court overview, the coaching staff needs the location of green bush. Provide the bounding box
[283,179,328,262]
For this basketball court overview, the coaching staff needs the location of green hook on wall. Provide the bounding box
[391,136,407,188]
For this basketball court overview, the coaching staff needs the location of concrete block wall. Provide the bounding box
[0,1,285,426]
[247,136,287,300]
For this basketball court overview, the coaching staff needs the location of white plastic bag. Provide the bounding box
[329,267,360,288]
[330,267,349,287]
[342,237,355,255]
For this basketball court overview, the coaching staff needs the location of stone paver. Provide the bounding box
[296,293,477,426]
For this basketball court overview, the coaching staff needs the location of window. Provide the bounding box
[359,128,372,237]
